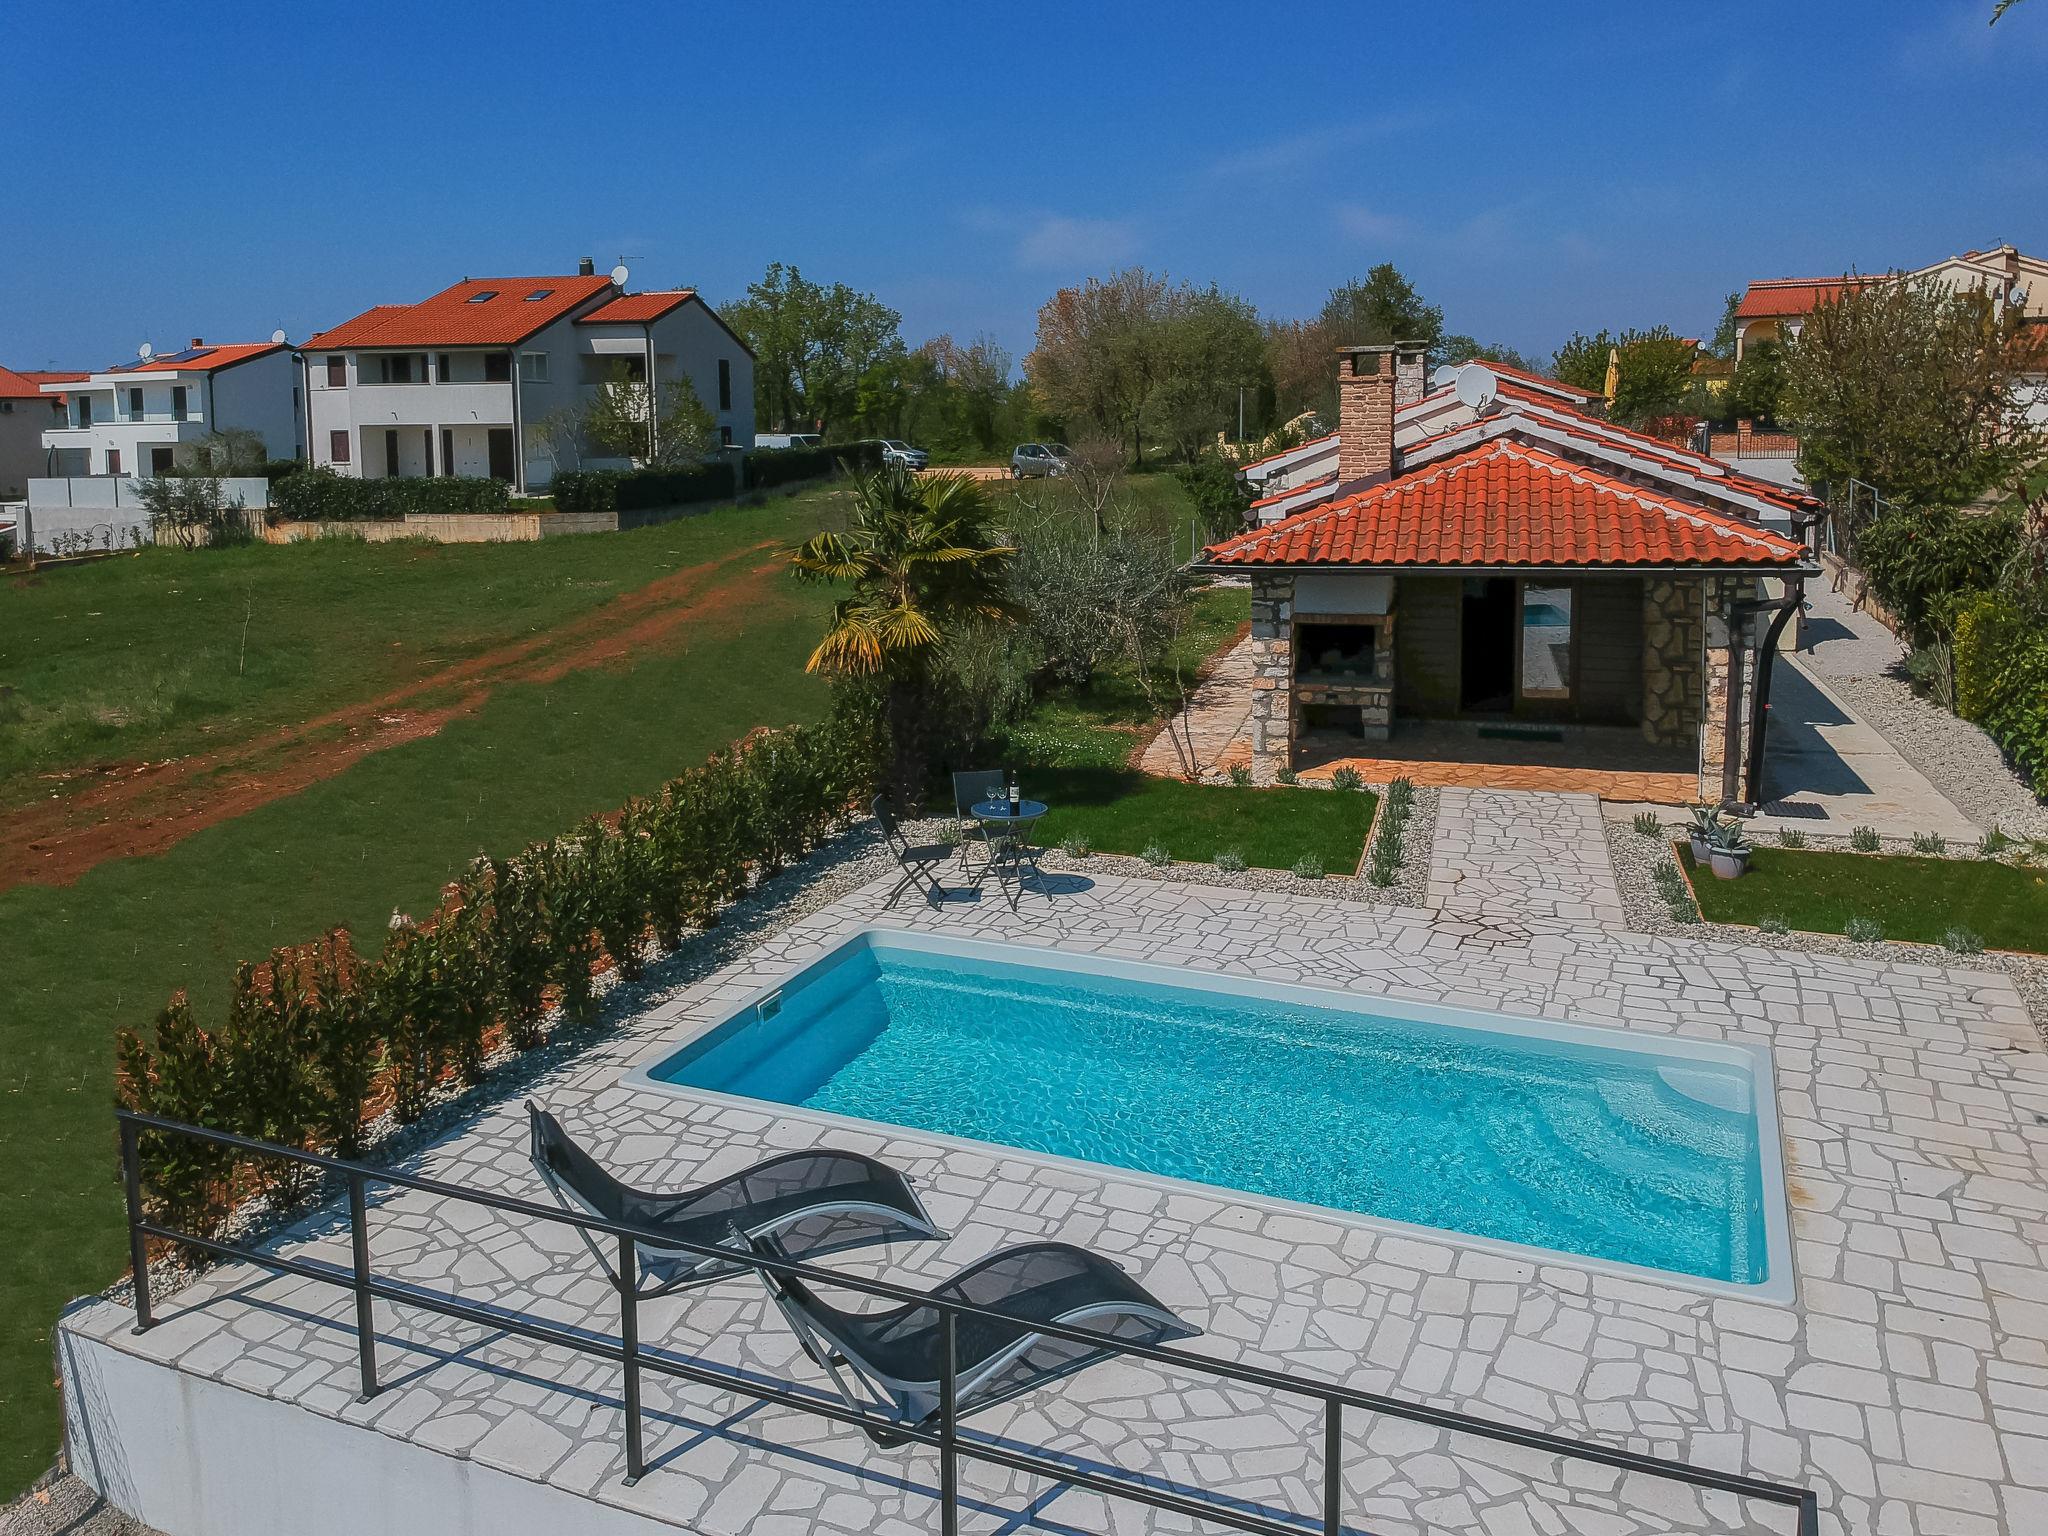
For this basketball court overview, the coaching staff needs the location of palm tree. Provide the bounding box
[789,471,1016,805]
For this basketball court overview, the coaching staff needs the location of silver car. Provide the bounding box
[1009,442,1073,478]
[880,439,928,471]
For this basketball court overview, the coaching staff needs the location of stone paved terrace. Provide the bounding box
[61,867,2048,1536]
[1426,788,1629,930]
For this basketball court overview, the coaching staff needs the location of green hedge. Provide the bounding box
[115,696,888,1235]
[1851,505,2020,646]
[270,466,512,523]
[1954,591,2048,789]
[552,462,738,514]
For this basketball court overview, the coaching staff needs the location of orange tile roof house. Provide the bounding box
[1201,345,1819,804]
[37,343,299,481]
[0,364,78,497]
[302,262,755,493]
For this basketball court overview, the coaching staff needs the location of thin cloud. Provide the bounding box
[1333,203,1417,245]
[1012,214,1142,271]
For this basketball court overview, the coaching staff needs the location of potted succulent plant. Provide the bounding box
[1706,818,1752,880]
[1684,803,1723,864]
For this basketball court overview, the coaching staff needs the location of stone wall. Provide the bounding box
[1699,576,1760,801]
[1640,577,1704,747]
[1246,573,1295,779]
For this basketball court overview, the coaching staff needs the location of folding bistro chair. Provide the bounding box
[950,769,1012,879]
[873,794,950,907]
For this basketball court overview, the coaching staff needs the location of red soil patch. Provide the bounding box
[0,546,787,893]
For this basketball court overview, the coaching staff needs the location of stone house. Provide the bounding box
[1200,346,1821,803]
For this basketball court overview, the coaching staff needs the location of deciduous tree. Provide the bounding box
[719,263,903,437]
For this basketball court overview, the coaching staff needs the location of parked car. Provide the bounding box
[880,439,929,471]
[1010,442,1074,478]
[755,432,823,450]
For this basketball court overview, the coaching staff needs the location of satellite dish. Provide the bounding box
[1430,364,1460,388]
[270,328,288,344]
[609,264,630,288]
[1454,363,1498,411]
[138,342,153,360]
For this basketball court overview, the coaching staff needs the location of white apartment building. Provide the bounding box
[301,265,756,492]
[39,342,300,477]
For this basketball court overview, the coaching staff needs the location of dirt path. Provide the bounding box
[0,544,786,894]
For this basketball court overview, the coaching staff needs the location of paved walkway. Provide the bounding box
[1793,578,1910,681]
[1137,630,1255,778]
[1424,787,1628,928]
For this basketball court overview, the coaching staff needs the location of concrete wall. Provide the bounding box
[22,477,269,554]
[60,1325,663,1536]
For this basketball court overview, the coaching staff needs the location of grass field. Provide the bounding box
[1683,845,2048,952]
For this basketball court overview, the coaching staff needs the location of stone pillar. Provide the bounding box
[1640,576,1704,748]
[1246,573,1295,781]
[1698,577,1757,802]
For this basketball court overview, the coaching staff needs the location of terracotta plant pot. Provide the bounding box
[1709,846,1751,880]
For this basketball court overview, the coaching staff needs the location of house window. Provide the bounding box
[519,351,549,382]
[325,355,346,387]
[77,397,93,428]
[1519,582,1574,700]
[171,386,188,421]
[523,288,554,302]
[436,353,454,382]
[465,290,499,304]
[329,429,351,464]
[150,447,175,475]
[484,353,512,382]
[0,401,11,414]
[719,425,732,447]
[379,354,416,384]
[718,358,732,411]
[128,387,145,417]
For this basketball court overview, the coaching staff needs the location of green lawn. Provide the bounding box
[0,487,849,807]
[0,521,841,1492]
[1030,769,1376,871]
[1684,845,2048,952]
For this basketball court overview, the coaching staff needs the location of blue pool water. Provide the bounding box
[649,938,1773,1286]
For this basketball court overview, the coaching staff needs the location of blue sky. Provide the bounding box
[5,0,2044,375]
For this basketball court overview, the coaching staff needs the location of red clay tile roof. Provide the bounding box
[1236,432,1337,476]
[1250,472,1336,510]
[305,276,617,349]
[1452,359,1599,404]
[1203,440,1810,571]
[0,364,47,398]
[112,342,286,375]
[1734,277,1871,320]
[575,290,697,325]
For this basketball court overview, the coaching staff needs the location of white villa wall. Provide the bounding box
[21,476,269,553]
[651,301,755,450]
[0,400,54,496]
[60,1327,667,1536]
[206,351,300,458]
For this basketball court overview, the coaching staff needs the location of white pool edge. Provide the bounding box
[621,926,1799,1308]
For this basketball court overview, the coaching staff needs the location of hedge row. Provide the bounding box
[116,699,887,1238]
[1954,591,2048,789]
[270,466,512,523]
[550,441,889,515]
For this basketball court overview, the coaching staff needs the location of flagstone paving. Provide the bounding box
[1426,788,1629,929]
[62,865,2048,1536]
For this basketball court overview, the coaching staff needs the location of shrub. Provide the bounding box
[1777,828,1808,848]
[303,933,378,1158]
[1911,831,1947,855]
[486,854,554,1051]
[1275,766,1298,786]
[1979,827,2014,859]
[1228,764,1252,788]
[1058,833,1092,858]
[1850,825,1881,852]
[1213,847,1246,874]
[1953,591,2048,790]
[1942,926,1985,955]
[552,462,738,515]
[1845,914,1884,942]
[1172,450,1253,540]
[1141,841,1173,868]
[1852,504,2020,648]
[1330,766,1364,792]
[1759,913,1790,935]
[270,467,511,523]
[1651,860,1697,922]
[115,997,237,1239]
[1290,853,1325,880]
[1631,810,1663,838]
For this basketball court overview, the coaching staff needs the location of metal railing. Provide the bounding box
[116,1110,1821,1536]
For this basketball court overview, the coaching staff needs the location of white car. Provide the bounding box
[880,439,929,471]
[755,432,822,450]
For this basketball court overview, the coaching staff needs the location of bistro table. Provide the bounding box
[970,797,1048,906]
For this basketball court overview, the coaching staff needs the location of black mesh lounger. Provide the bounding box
[527,1103,944,1297]
[743,1233,1200,1446]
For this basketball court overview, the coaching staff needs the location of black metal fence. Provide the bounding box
[115,1110,1820,1536]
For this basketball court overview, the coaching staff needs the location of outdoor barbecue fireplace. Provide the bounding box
[1291,614,1395,743]
[1295,621,1383,683]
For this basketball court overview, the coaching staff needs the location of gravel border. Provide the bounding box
[1601,812,2048,1042]
[1824,667,2048,842]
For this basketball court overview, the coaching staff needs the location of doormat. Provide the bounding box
[1476,726,1565,742]
[1761,799,1828,820]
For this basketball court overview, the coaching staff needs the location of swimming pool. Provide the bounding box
[634,932,1791,1298]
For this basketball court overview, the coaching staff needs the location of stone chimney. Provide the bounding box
[189,337,204,349]
[578,256,596,276]
[1395,347,1427,406]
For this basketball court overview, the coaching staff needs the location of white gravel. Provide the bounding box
[1602,813,2048,1042]
[1825,669,2048,841]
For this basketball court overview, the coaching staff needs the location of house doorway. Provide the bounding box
[487,428,515,483]
[1460,577,1516,712]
